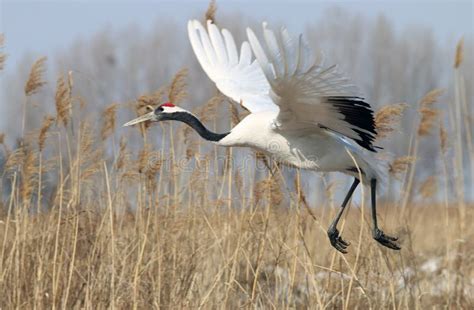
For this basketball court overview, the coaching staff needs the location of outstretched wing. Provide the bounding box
[246,23,378,151]
[187,20,278,113]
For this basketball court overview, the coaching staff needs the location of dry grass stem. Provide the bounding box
[24,57,47,96]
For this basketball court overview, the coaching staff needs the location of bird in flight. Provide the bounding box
[124,20,401,253]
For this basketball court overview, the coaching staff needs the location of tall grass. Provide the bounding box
[0,35,472,309]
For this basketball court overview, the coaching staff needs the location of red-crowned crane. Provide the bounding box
[124,20,400,253]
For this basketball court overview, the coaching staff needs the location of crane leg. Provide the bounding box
[370,179,401,250]
[327,178,359,253]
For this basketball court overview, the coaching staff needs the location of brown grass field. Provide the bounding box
[0,18,473,309]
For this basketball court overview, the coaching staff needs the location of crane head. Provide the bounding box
[123,102,187,127]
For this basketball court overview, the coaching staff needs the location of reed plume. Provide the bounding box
[55,74,72,127]
[101,103,118,140]
[5,146,25,172]
[228,100,241,125]
[168,68,188,105]
[197,94,222,123]
[38,115,55,152]
[136,89,164,110]
[0,34,5,71]
[439,123,448,153]
[138,145,152,174]
[115,137,129,171]
[375,103,407,138]
[134,88,165,134]
[137,144,162,190]
[454,38,463,69]
[254,177,283,206]
[205,0,217,24]
[24,57,47,96]
[417,89,443,136]
[21,146,38,202]
[419,175,437,199]
[389,156,416,177]
[0,133,7,156]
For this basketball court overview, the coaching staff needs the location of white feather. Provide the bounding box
[247,22,369,143]
[187,20,278,113]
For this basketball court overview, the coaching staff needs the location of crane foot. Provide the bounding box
[373,228,401,250]
[327,227,350,253]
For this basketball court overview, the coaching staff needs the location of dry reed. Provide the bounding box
[439,123,448,153]
[0,28,472,310]
[101,103,118,140]
[115,137,129,171]
[5,146,25,172]
[417,89,444,136]
[0,34,5,71]
[168,68,188,104]
[454,38,464,68]
[418,175,437,199]
[228,100,241,125]
[20,146,37,203]
[389,155,415,177]
[205,0,217,24]
[134,88,165,134]
[38,115,55,152]
[24,57,47,96]
[54,74,72,127]
[375,103,407,138]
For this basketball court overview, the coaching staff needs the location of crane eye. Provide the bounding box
[156,106,164,113]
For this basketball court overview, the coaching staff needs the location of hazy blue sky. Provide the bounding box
[1,0,473,74]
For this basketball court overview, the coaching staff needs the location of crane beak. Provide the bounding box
[123,111,156,127]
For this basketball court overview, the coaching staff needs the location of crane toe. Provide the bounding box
[373,228,401,250]
[327,227,350,254]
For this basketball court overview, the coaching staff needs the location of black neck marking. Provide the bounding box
[164,112,229,142]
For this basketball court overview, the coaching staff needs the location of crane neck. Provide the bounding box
[166,112,229,142]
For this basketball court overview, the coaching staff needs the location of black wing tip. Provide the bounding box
[326,96,378,152]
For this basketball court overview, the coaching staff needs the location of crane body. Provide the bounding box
[124,20,401,253]
[218,110,378,180]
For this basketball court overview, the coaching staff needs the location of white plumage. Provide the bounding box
[187,19,381,182]
[188,20,277,113]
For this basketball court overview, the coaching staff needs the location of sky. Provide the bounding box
[1,0,473,74]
